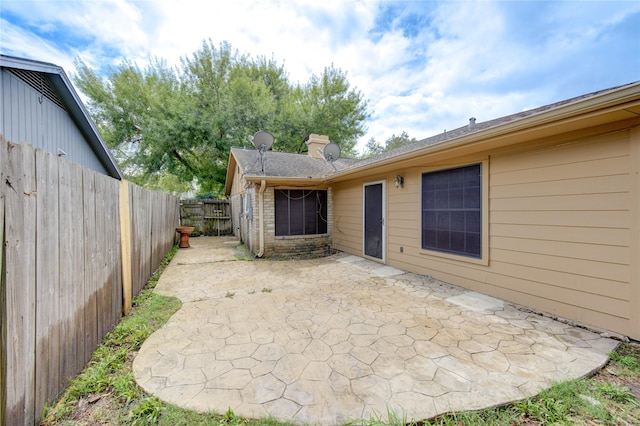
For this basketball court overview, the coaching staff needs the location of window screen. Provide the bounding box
[275,190,328,236]
[421,164,481,257]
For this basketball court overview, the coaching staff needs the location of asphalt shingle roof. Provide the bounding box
[231,147,359,178]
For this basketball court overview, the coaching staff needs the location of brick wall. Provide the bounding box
[232,185,334,258]
[230,193,242,238]
[272,234,332,258]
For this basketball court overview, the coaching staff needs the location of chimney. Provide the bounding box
[306,134,330,159]
[468,117,476,129]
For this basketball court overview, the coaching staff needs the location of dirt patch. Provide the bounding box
[72,394,121,425]
[42,392,122,425]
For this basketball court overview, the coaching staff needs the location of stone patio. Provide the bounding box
[133,236,618,425]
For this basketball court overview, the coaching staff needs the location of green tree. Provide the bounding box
[361,131,417,158]
[74,57,191,188]
[385,131,417,151]
[74,40,370,194]
[362,137,384,158]
[275,65,368,156]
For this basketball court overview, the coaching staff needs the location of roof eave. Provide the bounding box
[243,175,327,186]
[224,153,238,196]
[328,81,640,181]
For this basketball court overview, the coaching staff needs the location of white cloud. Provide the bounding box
[0,17,76,71]
[356,0,640,149]
[2,0,638,153]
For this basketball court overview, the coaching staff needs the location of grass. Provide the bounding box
[40,243,640,425]
[610,346,640,375]
[233,242,255,261]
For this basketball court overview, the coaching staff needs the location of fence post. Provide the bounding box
[119,180,132,314]
[200,200,205,234]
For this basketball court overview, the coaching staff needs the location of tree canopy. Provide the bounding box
[74,40,370,195]
[361,131,418,158]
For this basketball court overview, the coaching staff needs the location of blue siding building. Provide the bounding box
[0,55,122,179]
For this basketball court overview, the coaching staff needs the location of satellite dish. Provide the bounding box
[251,131,274,151]
[323,142,341,162]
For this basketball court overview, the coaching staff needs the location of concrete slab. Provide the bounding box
[133,237,618,425]
[447,291,505,312]
[371,266,406,278]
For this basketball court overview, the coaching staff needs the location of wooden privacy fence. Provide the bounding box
[180,199,232,235]
[1,138,180,425]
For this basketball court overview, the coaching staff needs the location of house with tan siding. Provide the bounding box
[225,82,640,339]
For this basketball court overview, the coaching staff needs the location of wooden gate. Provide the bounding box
[180,199,232,235]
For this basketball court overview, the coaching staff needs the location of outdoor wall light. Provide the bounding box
[394,175,404,188]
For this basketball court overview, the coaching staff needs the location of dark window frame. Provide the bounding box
[421,163,482,258]
[275,189,328,236]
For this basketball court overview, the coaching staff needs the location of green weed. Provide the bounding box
[595,381,637,404]
[611,350,640,374]
[357,406,417,426]
[130,397,164,425]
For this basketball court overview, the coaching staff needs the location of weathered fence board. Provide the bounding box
[4,141,37,425]
[1,138,179,425]
[131,184,151,296]
[103,175,121,336]
[82,168,98,372]
[58,160,77,391]
[35,149,61,414]
[128,184,179,297]
[0,137,5,424]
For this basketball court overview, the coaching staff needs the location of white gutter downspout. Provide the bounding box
[256,179,266,258]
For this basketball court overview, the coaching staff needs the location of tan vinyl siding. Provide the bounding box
[630,126,640,341]
[387,173,420,263]
[333,180,365,254]
[333,127,638,338]
[488,130,631,331]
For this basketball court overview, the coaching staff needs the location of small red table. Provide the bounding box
[176,226,195,248]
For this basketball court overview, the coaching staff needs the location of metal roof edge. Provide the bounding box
[0,54,62,74]
[224,149,239,196]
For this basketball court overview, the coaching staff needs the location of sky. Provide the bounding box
[1,0,639,153]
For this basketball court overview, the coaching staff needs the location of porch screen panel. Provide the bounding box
[288,190,304,235]
[275,190,290,235]
[275,190,328,236]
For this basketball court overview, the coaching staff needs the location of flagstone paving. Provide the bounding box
[133,237,618,425]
